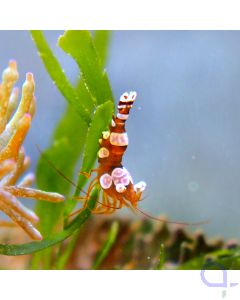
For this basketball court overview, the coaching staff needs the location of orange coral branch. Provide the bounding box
[0,60,65,241]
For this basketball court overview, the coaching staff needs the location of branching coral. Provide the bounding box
[0,61,64,241]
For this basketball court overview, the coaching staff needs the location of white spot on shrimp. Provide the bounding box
[116,183,126,193]
[110,132,128,146]
[98,147,109,158]
[111,168,125,178]
[100,173,112,189]
[111,167,131,186]
[111,119,116,127]
[134,181,147,193]
[102,131,110,139]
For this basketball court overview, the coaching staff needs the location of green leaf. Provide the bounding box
[30,30,91,123]
[92,221,119,270]
[179,247,240,270]
[156,244,165,270]
[74,30,111,110]
[0,187,98,256]
[75,79,95,116]
[65,100,114,215]
[55,232,79,270]
[30,30,114,268]
[33,30,113,234]
[36,106,88,236]
[58,30,113,106]
[32,106,88,269]
[93,31,111,69]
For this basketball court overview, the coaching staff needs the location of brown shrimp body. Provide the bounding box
[94,91,146,212]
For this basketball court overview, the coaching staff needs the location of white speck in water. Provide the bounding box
[188,181,199,193]
[147,256,151,260]
[191,154,196,160]
[137,106,142,110]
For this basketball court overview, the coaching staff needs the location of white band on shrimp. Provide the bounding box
[110,132,129,146]
[134,181,147,193]
[118,105,126,109]
[117,113,129,120]
[100,173,112,189]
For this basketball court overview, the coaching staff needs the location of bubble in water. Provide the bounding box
[188,181,199,193]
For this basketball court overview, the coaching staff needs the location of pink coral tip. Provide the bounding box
[8,60,17,69]
[26,72,33,81]
[12,87,19,95]
[24,113,32,119]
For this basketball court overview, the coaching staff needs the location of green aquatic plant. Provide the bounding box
[30,30,114,268]
[0,31,113,269]
[92,221,119,270]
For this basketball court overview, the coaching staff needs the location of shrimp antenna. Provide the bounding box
[133,194,208,226]
[35,144,87,196]
[69,201,121,218]
[135,206,210,227]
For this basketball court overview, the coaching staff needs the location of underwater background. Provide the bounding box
[0,30,239,240]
